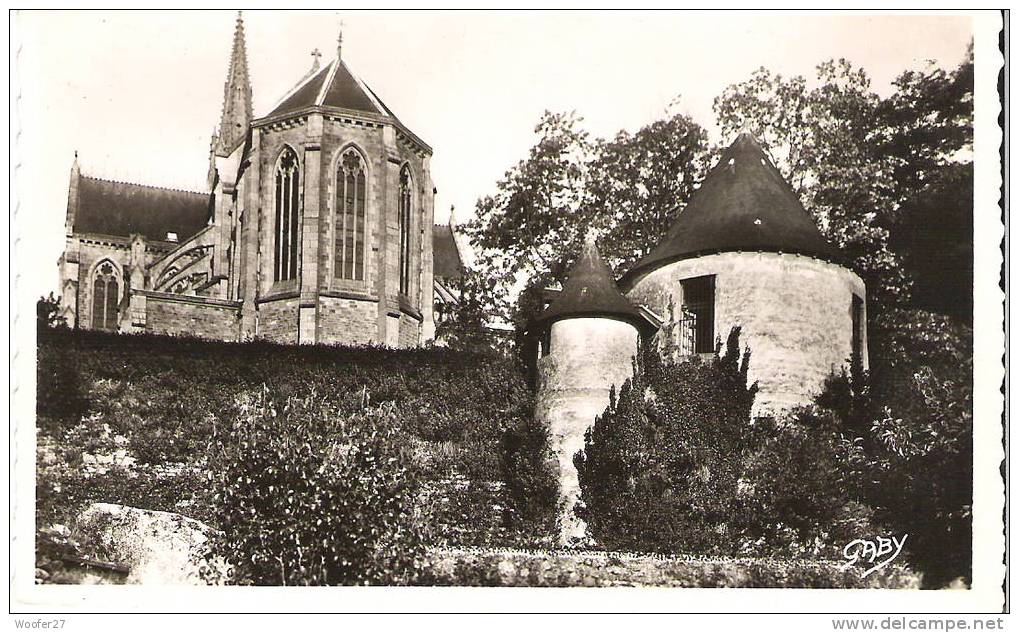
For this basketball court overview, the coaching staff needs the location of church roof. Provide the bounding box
[73,176,212,243]
[432,223,463,281]
[264,58,395,120]
[533,238,644,328]
[621,132,839,286]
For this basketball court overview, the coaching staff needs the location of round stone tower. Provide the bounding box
[620,132,868,416]
[530,236,648,544]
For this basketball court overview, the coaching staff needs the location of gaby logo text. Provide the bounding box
[839,534,908,578]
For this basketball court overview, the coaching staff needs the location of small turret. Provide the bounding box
[531,235,646,545]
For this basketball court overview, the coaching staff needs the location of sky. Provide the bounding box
[13,10,973,296]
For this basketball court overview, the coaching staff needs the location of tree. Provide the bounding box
[434,265,511,353]
[37,293,67,330]
[587,109,711,273]
[713,60,910,310]
[877,45,974,320]
[466,108,711,318]
[464,110,594,291]
[574,327,761,554]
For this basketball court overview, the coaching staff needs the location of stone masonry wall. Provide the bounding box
[626,252,867,416]
[144,294,240,341]
[534,317,640,544]
[257,297,299,344]
[317,295,378,346]
[398,315,420,348]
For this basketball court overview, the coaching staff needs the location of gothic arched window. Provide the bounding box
[91,261,119,330]
[274,148,300,282]
[335,149,367,281]
[398,166,412,296]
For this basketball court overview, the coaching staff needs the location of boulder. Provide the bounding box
[74,503,229,585]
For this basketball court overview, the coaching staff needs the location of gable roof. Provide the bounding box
[432,223,464,280]
[533,238,643,328]
[265,58,394,120]
[73,176,212,242]
[621,132,838,287]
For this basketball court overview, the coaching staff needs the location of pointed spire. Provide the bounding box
[448,204,456,227]
[214,11,253,157]
[65,151,81,233]
[337,19,344,61]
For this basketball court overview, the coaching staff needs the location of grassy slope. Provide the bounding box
[36,328,536,547]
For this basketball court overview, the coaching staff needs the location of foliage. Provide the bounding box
[202,391,428,585]
[423,547,919,588]
[575,327,762,554]
[434,265,512,354]
[37,293,67,330]
[586,108,711,272]
[735,410,875,559]
[822,308,974,587]
[35,328,541,554]
[499,416,560,541]
[877,45,974,320]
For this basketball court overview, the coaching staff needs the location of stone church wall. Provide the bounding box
[398,314,420,348]
[144,293,241,341]
[317,295,377,345]
[75,240,131,330]
[626,252,867,416]
[257,296,300,344]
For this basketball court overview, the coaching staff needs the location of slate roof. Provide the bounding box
[73,176,212,242]
[533,238,644,328]
[432,224,464,281]
[265,59,395,120]
[621,132,838,287]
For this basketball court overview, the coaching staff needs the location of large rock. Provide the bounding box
[74,503,228,585]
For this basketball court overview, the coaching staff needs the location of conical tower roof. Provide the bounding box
[621,132,838,286]
[533,237,643,328]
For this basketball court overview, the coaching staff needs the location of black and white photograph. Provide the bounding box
[8,7,1007,622]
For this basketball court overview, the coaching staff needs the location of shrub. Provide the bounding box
[735,409,877,558]
[499,415,560,542]
[203,389,429,585]
[35,328,540,548]
[813,308,974,587]
[575,327,761,554]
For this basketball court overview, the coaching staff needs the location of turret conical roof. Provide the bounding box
[533,237,643,328]
[621,132,838,286]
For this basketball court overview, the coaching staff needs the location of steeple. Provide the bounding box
[214,11,253,158]
[336,20,344,61]
[65,151,81,234]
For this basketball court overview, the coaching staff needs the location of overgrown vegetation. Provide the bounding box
[576,328,876,559]
[202,392,429,585]
[36,327,549,580]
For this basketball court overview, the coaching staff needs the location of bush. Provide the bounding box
[575,327,762,554]
[735,409,877,558]
[575,326,880,559]
[203,389,429,585]
[35,329,541,549]
[814,308,974,587]
[499,416,560,542]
